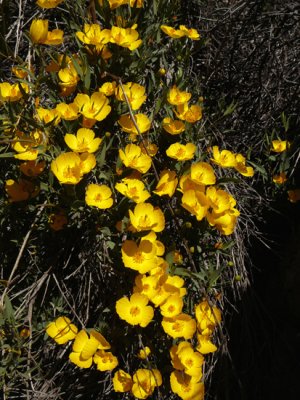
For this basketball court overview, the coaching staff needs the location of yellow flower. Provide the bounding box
[58,66,80,94]
[288,189,300,203]
[29,19,63,45]
[98,0,128,8]
[19,160,45,177]
[153,170,178,197]
[115,293,154,327]
[119,144,152,173]
[138,346,151,359]
[36,0,64,8]
[36,107,61,125]
[121,239,157,274]
[115,178,150,203]
[196,333,217,354]
[177,345,204,379]
[5,179,39,202]
[167,85,192,106]
[181,190,209,221]
[210,146,236,168]
[130,0,144,7]
[93,350,118,371]
[118,114,151,140]
[99,81,117,96]
[160,25,185,39]
[206,186,237,214]
[12,130,45,161]
[115,82,147,110]
[132,369,162,399]
[79,152,96,174]
[207,209,239,235]
[113,369,133,392]
[0,82,29,102]
[76,23,111,53]
[234,153,254,177]
[46,316,77,344]
[129,203,165,232]
[85,184,113,209]
[51,152,82,184]
[162,117,185,135]
[179,174,205,193]
[175,102,202,123]
[161,314,196,340]
[64,128,102,153]
[69,330,110,368]
[170,371,205,400]
[74,92,111,123]
[110,26,142,50]
[179,25,200,40]
[166,143,196,161]
[271,139,288,153]
[11,65,32,79]
[140,140,158,157]
[195,301,221,336]
[160,294,183,318]
[191,162,216,185]
[272,172,287,184]
[56,102,79,120]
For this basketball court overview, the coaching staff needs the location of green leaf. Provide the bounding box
[3,295,15,323]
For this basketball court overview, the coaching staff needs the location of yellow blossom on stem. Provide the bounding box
[207,209,239,235]
[93,350,118,371]
[154,170,178,197]
[160,293,183,318]
[85,184,113,209]
[134,274,160,299]
[195,300,221,336]
[162,313,196,340]
[0,82,29,102]
[115,293,154,327]
[99,81,117,96]
[210,146,237,168]
[181,189,209,221]
[110,26,142,50]
[162,117,185,135]
[170,370,205,400]
[51,152,83,184]
[129,202,165,232]
[175,102,202,123]
[166,143,196,161]
[98,0,128,8]
[131,369,162,399]
[36,107,61,125]
[191,162,216,185]
[118,114,151,140]
[115,177,150,203]
[234,153,254,177]
[179,174,205,193]
[115,82,147,110]
[121,239,157,274]
[160,25,186,39]
[138,346,151,359]
[177,345,204,379]
[56,102,79,120]
[119,144,152,173]
[29,19,64,45]
[196,333,218,354]
[113,369,133,392]
[69,330,110,368]
[12,130,45,161]
[76,23,111,53]
[64,128,102,153]
[206,186,237,214]
[167,85,192,106]
[271,139,288,153]
[46,316,77,344]
[179,25,200,40]
[36,0,64,8]
[74,92,111,123]
[129,0,144,7]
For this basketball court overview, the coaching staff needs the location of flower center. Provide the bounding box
[130,306,140,316]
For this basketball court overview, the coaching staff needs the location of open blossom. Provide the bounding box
[175,102,202,123]
[131,369,162,399]
[116,293,154,327]
[162,117,185,135]
[46,316,77,344]
[115,177,150,203]
[119,144,152,174]
[234,153,254,177]
[93,350,118,371]
[167,85,191,106]
[162,313,196,340]
[69,330,111,368]
[153,170,178,197]
[99,81,116,96]
[166,143,196,161]
[118,114,151,140]
[170,371,205,400]
[64,128,102,153]
[85,184,113,209]
[115,82,147,110]
[191,162,216,185]
[0,82,29,102]
[76,24,111,54]
[51,152,95,184]
[195,300,221,336]
[161,25,200,40]
[271,139,288,153]
[110,26,142,50]
[129,202,165,232]
[12,130,45,161]
[210,146,236,168]
[113,369,133,392]
[74,92,111,124]
[36,0,64,8]
[121,239,158,274]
